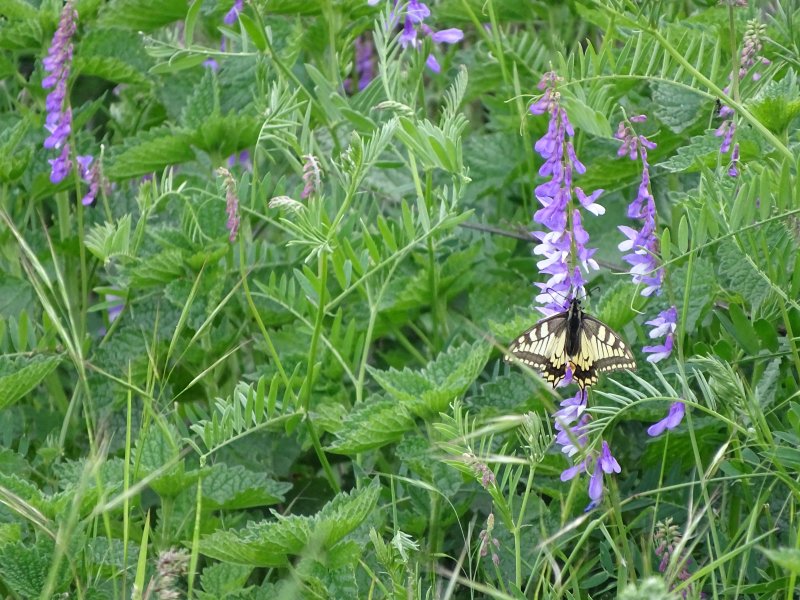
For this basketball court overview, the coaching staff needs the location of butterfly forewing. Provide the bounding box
[507,299,636,389]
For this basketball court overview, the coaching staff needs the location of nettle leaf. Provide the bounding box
[368,341,491,417]
[671,258,714,332]
[85,215,132,264]
[595,281,645,332]
[181,69,219,130]
[135,422,198,497]
[0,273,33,318]
[0,539,68,598]
[128,248,186,286]
[656,130,721,173]
[202,464,291,510]
[197,478,380,567]
[104,126,194,180]
[747,72,800,134]
[469,371,538,414]
[199,562,253,599]
[0,353,63,410]
[327,396,416,454]
[189,113,263,159]
[651,81,703,133]
[97,0,188,31]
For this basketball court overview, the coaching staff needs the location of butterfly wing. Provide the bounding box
[570,314,636,389]
[506,312,571,387]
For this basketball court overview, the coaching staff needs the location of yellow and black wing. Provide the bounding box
[570,314,636,389]
[505,311,571,388]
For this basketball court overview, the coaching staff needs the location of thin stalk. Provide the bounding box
[302,252,340,493]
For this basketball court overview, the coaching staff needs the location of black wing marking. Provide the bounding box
[570,314,636,389]
[506,312,570,387]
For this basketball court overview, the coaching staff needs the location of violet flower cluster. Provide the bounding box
[350,36,376,92]
[715,20,769,168]
[367,0,463,73]
[554,390,621,507]
[528,73,621,504]
[42,0,77,184]
[615,118,684,435]
[530,71,604,315]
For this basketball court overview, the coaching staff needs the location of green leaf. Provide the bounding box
[0,354,63,411]
[747,72,800,134]
[238,12,267,52]
[327,396,416,454]
[671,259,714,332]
[202,464,291,510]
[717,240,769,311]
[85,215,132,264]
[760,547,800,573]
[104,126,194,180]
[595,281,645,332]
[181,68,219,129]
[135,423,197,497]
[0,540,67,598]
[97,0,188,31]
[197,479,381,566]
[727,303,760,355]
[0,273,33,318]
[560,94,612,138]
[367,341,491,417]
[651,81,703,133]
[677,214,689,253]
[656,130,722,173]
[199,562,253,598]
[0,0,38,19]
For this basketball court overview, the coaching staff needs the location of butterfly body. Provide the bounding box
[506,298,636,389]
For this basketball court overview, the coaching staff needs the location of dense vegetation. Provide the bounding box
[0,0,799,598]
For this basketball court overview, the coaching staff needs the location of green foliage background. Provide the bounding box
[0,0,799,598]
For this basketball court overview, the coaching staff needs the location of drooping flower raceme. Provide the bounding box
[647,400,685,437]
[642,306,677,363]
[368,0,463,73]
[528,73,620,505]
[615,116,663,298]
[530,71,604,315]
[42,0,78,184]
[76,155,100,206]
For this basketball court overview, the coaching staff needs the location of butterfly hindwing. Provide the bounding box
[507,299,636,389]
[506,312,570,387]
[571,313,636,388]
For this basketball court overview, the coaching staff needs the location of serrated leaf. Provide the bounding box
[656,130,721,173]
[202,464,291,510]
[671,259,714,332]
[651,81,703,133]
[0,0,38,19]
[747,73,800,134]
[0,274,33,318]
[200,562,253,597]
[128,248,185,286]
[181,68,218,129]
[197,479,380,566]
[97,0,188,31]
[0,540,66,598]
[0,354,63,410]
[327,396,416,454]
[104,126,194,180]
[135,423,197,497]
[367,341,491,417]
[595,281,645,332]
[74,55,149,85]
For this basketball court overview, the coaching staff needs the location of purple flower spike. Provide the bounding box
[529,71,603,314]
[372,0,461,71]
[77,154,100,205]
[647,401,685,437]
[224,0,243,25]
[42,0,78,183]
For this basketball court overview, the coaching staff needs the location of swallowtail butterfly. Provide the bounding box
[506,298,636,389]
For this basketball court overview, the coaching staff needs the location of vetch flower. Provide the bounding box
[76,154,100,206]
[478,513,501,567]
[42,0,78,183]
[224,0,244,25]
[530,71,604,315]
[588,441,621,501]
[647,401,685,437]
[301,154,322,199]
[370,0,462,73]
[642,306,678,363]
[728,143,740,178]
[616,116,664,297]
